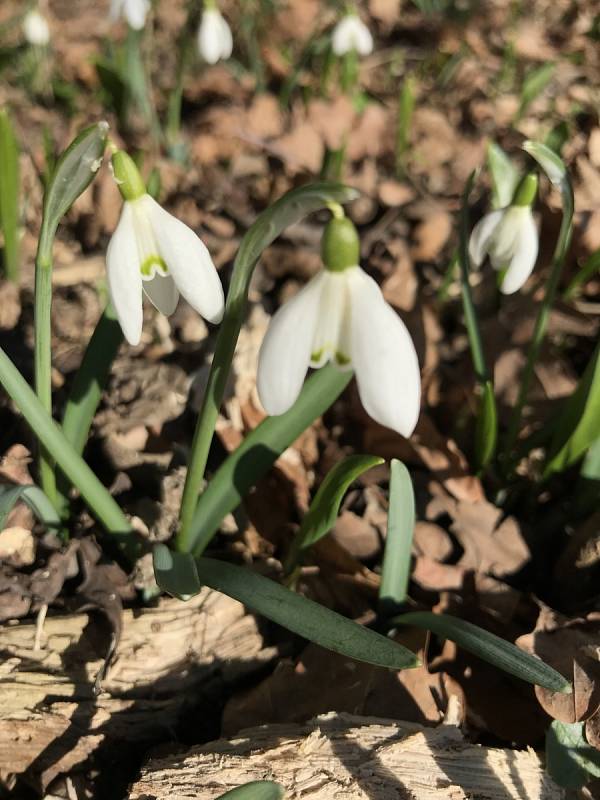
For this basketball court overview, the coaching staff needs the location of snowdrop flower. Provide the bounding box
[331,13,373,57]
[109,0,150,31]
[197,3,232,65]
[23,9,50,46]
[469,173,539,295]
[107,150,224,346]
[257,211,421,437]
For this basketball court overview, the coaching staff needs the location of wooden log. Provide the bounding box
[130,712,564,800]
[0,588,275,792]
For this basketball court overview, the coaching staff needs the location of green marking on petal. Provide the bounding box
[335,351,351,367]
[311,348,324,363]
[140,255,168,278]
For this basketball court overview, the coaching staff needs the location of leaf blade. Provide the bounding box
[0,108,20,281]
[0,483,61,531]
[379,460,415,610]
[216,782,285,800]
[394,611,572,694]
[194,557,419,670]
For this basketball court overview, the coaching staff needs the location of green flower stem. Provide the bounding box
[0,344,137,557]
[176,183,359,552]
[34,220,57,509]
[563,249,600,301]
[459,172,497,471]
[503,171,574,463]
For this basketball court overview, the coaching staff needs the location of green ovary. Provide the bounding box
[140,254,168,279]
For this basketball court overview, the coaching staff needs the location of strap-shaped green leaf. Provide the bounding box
[516,62,555,122]
[41,121,109,247]
[216,782,284,800]
[0,346,137,554]
[294,454,383,554]
[193,557,418,669]
[379,460,415,610]
[546,720,600,789]
[394,611,572,694]
[188,364,352,557]
[153,544,201,600]
[177,182,360,551]
[0,483,61,531]
[544,341,600,477]
[486,141,519,209]
[0,108,20,281]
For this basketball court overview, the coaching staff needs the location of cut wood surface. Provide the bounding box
[130,712,564,800]
[0,588,275,791]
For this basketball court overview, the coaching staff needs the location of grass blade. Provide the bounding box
[189,364,352,557]
[379,460,415,612]
[515,62,555,122]
[394,610,572,693]
[0,108,20,282]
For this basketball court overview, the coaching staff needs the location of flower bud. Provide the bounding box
[321,216,360,272]
[111,150,146,202]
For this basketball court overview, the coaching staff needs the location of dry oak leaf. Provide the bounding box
[517,606,600,726]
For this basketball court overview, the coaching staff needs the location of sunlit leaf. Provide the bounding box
[394,611,571,694]
[0,108,20,281]
[516,62,554,121]
[379,460,415,611]
[153,544,200,601]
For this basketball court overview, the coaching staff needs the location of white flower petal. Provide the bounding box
[310,271,349,368]
[257,272,325,416]
[145,196,224,324]
[124,0,149,29]
[143,273,179,316]
[348,268,420,437]
[499,210,539,294]
[332,15,372,56]
[23,10,50,46]
[106,202,143,346]
[218,14,233,59]
[198,10,224,64]
[468,209,504,267]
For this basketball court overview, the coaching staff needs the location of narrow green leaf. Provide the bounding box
[177,182,360,551]
[189,364,352,557]
[0,483,61,530]
[196,557,418,669]
[516,62,554,121]
[61,302,123,456]
[396,75,415,174]
[546,721,600,789]
[299,455,383,550]
[0,346,137,555]
[544,342,600,476]
[379,460,415,611]
[216,782,284,800]
[153,544,201,600]
[475,380,498,472]
[574,436,600,517]
[41,121,109,245]
[394,611,572,694]
[0,108,20,281]
[486,141,519,209]
[523,139,568,188]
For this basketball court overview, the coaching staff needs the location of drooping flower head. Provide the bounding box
[109,0,150,30]
[257,208,421,437]
[469,172,539,295]
[331,12,373,57]
[106,149,224,345]
[197,1,232,65]
[23,8,50,46]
